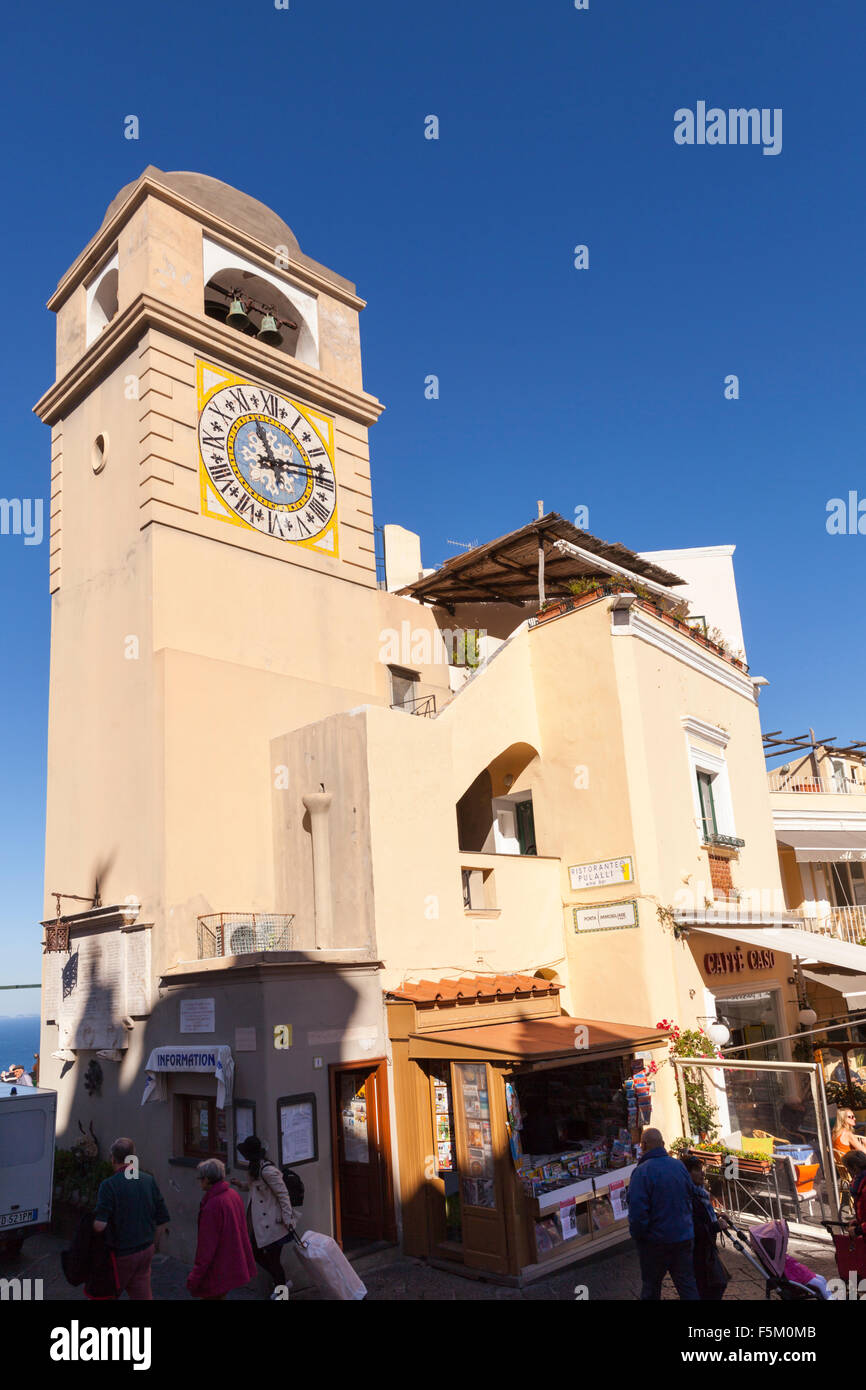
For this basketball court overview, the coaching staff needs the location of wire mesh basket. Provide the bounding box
[197,913,294,959]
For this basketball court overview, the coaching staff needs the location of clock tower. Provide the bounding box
[33,170,435,1095]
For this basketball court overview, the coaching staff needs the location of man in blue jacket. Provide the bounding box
[628,1128,700,1300]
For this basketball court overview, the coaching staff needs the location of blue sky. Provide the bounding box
[1,0,864,1012]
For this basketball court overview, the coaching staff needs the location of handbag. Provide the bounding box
[831,1229,866,1280]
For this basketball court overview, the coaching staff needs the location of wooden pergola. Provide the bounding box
[397,512,685,613]
[762,730,866,762]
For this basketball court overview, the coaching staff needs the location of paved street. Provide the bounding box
[1,1226,840,1302]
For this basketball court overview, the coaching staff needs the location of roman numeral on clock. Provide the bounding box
[228,387,251,412]
[313,468,334,493]
[258,392,279,417]
[307,447,325,458]
[308,498,330,526]
[234,493,252,517]
[209,461,233,486]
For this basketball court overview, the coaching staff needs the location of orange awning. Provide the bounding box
[407,1015,667,1065]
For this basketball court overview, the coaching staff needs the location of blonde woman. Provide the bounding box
[833,1107,866,1160]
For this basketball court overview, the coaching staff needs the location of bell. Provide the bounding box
[225,296,250,330]
[257,312,283,347]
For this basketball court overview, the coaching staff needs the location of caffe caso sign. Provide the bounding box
[704,947,776,976]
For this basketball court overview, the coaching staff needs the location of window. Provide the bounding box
[461,866,496,910]
[683,717,737,845]
[0,1110,46,1167]
[491,792,537,855]
[697,771,718,841]
[181,1095,228,1160]
[389,665,419,712]
[829,861,866,909]
[515,797,537,855]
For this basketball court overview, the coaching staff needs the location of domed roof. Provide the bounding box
[99,166,301,255]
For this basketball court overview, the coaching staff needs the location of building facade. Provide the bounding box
[36,169,866,1279]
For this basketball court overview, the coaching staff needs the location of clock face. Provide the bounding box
[198,380,337,545]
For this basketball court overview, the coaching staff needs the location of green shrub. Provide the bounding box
[54,1147,113,1209]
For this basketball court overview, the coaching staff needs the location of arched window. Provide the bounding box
[86,257,119,345]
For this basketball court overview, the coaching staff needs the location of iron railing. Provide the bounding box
[197,913,294,959]
[390,693,437,718]
[768,766,866,795]
[798,905,866,945]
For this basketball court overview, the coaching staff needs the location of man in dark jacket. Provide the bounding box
[93,1137,170,1301]
[627,1128,700,1300]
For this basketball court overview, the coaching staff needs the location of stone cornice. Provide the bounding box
[681,715,731,749]
[772,807,866,833]
[618,607,756,701]
[48,174,364,312]
[33,292,385,428]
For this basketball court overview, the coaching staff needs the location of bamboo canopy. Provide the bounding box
[397,512,685,611]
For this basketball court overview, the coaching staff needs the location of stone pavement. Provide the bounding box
[1,1225,840,1301]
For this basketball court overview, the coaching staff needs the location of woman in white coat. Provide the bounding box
[236,1135,294,1294]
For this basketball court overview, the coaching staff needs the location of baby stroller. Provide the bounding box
[723,1218,834,1300]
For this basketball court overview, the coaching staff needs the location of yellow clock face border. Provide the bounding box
[196,359,339,557]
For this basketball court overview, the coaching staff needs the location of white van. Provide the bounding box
[0,1081,56,1254]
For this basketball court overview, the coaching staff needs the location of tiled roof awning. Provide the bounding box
[388,973,562,1007]
[776,830,866,863]
[396,512,685,609]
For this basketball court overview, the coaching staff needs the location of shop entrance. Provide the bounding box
[330,1059,395,1251]
[713,989,784,1061]
[424,1060,510,1273]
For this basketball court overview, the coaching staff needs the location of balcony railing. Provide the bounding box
[197,913,294,959]
[768,767,866,794]
[798,905,866,945]
[390,693,437,718]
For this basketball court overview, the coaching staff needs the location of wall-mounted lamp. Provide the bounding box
[698,1015,731,1047]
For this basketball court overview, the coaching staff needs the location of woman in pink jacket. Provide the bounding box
[187,1159,257,1300]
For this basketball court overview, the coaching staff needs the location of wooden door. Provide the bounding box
[331,1060,394,1244]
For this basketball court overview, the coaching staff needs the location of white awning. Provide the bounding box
[694,924,866,972]
[776,830,866,863]
[141,1044,234,1108]
[802,970,866,1011]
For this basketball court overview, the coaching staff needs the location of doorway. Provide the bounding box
[330,1059,395,1251]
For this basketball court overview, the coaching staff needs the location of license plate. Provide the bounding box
[0,1209,37,1229]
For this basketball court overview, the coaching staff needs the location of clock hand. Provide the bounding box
[254,419,310,491]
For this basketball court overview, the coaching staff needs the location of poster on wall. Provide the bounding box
[279,1096,316,1165]
[180,998,215,1033]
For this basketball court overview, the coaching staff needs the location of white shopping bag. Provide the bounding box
[295,1230,367,1301]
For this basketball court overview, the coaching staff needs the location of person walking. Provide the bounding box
[682,1155,729,1300]
[187,1158,257,1300]
[92,1137,170,1300]
[627,1128,700,1300]
[236,1135,294,1296]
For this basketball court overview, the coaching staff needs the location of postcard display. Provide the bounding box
[513,1056,638,1260]
[454,1063,496,1208]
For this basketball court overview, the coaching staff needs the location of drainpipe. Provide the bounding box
[302,790,334,949]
